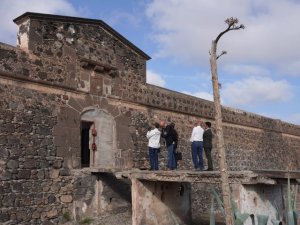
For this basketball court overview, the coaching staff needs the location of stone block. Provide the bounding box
[82,95,94,108]
[60,183,73,192]
[39,160,49,169]
[23,159,36,169]
[46,209,58,218]
[56,107,80,128]
[7,160,19,170]
[2,195,15,207]
[48,194,56,204]
[36,126,52,135]
[0,212,9,222]
[16,210,28,221]
[11,182,22,192]
[90,76,103,95]
[18,123,33,133]
[37,170,45,179]
[32,211,40,219]
[0,135,8,145]
[59,168,70,176]
[67,97,83,112]
[56,146,69,157]
[51,182,61,192]
[60,195,73,203]
[53,128,80,148]
[106,104,119,117]
[50,169,60,179]
[53,160,62,169]
[2,171,12,180]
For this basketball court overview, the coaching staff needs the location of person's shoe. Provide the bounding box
[205,168,213,171]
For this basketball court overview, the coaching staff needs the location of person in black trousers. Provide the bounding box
[160,121,178,170]
[203,122,213,171]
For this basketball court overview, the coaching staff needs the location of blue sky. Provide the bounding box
[1,0,300,125]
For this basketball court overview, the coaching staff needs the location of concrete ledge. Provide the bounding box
[252,169,300,179]
[79,168,300,184]
[115,170,277,184]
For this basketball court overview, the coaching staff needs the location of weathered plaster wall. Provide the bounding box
[239,184,283,225]
[131,179,191,225]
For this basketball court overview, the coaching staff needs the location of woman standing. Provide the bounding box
[146,122,161,170]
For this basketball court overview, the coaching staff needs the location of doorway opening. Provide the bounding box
[81,109,117,169]
[81,121,93,167]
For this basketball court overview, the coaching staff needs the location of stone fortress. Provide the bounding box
[0,12,300,225]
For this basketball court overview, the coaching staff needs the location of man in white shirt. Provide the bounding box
[190,121,204,170]
[146,122,161,170]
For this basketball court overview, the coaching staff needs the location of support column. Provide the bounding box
[131,178,192,225]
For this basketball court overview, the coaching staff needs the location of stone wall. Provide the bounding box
[0,83,73,224]
[0,12,300,224]
[13,13,147,89]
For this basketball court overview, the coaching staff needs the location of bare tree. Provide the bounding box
[209,17,245,225]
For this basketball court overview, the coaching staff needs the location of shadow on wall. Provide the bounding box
[98,173,132,203]
[132,179,192,225]
[73,172,132,221]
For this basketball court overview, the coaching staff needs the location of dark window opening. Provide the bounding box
[179,185,184,196]
[81,121,93,167]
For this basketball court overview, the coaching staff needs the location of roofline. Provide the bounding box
[13,12,151,60]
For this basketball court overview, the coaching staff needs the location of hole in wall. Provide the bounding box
[179,185,185,196]
[253,196,257,206]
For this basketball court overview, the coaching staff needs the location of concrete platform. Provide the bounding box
[82,168,300,225]
[86,168,300,184]
[116,169,300,184]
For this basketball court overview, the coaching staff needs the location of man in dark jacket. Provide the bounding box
[203,121,213,171]
[160,121,178,170]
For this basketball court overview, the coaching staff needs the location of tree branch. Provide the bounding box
[215,26,231,44]
[215,17,245,44]
[216,51,227,60]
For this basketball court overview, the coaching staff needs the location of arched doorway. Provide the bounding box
[80,109,116,168]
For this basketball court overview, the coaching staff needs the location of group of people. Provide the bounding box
[146,120,213,171]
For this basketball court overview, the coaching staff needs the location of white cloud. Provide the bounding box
[222,77,293,106]
[223,64,270,77]
[145,0,300,123]
[146,70,166,87]
[106,11,142,29]
[0,0,78,45]
[182,91,214,101]
[146,0,300,67]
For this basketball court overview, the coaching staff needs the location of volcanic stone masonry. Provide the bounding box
[0,12,300,224]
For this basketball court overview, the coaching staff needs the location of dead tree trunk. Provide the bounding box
[209,18,245,225]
